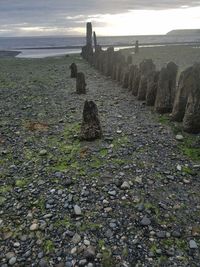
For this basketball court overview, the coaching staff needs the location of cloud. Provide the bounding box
[0,0,200,36]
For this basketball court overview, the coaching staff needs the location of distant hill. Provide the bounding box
[167,29,200,35]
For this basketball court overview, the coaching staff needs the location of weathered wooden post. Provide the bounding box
[87,22,92,46]
[135,40,139,54]
[146,71,160,106]
[81,22,93,61]
[154,62,178,113]
[80,100,102,141]
[76,72,86,94]
[171,67,192,122]
[93,31,97,51]
[69,63,78,78]
[137,59,156,101]
[182,63,200,133]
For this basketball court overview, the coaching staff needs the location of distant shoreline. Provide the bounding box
[6,40,200,50]
[0,50,21,57]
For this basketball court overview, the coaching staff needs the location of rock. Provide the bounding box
[39,258,49,267]
[79,259,87,266]
[72,233,81,244]
[74,205,82,216]
[177,164,182,171]
[84,246,96,261]
[69,63,78,78]
[121,181,130,190]
[108,190,116,196]
[156,231,166,238]
[176,134,184,141]
[189,240,198,249]
[8,257,17,266]
[80,100,102,141]
[30,223,39,231]
[76,72,86,94]
[39,149,47,156]
[70,247,77,255]
[140,216,151,226]
[155,62,178,113]
[6,252,15,260]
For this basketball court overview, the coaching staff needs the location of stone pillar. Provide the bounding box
[80,100,102,141]
[76,72,86,94]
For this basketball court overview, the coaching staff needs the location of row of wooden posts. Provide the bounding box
[79,23,200,134]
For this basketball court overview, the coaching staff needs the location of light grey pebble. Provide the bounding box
[189,240,198,249]
[9,257,17,266]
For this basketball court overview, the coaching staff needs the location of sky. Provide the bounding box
[0,0,200,37]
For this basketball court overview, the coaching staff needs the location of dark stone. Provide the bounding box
[80,101,102,141]
[76,72,86,94]
[155,62,178,113]
[69,63,77,78]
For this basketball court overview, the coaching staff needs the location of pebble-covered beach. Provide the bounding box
[0,47,200,266]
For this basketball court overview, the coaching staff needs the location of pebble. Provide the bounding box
[84,239,90,246]
[121,181,130,190]
[8,257,17,266]
[74,205,82,216]
[176,134,184,141]
[6,252,15,260]
[84,246,96,261]
[140,216,151,226]
[30,223,39,231]
[189,240,198,249]
[72,233,81,244]
[177,164,182,171]
[39,258,49,267]
[39,149,47,156]
[108,190,116,196]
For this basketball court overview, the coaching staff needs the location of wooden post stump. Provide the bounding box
[80,100,102,141]
[69,63,78,78]
[76,72,86,94]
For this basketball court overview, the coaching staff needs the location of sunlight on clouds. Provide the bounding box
[90,6,200,35]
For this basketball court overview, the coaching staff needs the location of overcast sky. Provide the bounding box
[0,0,200,36]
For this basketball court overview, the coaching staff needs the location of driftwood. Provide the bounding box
[80,100,102,141]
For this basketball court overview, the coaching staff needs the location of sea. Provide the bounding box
[0,35,200,58]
